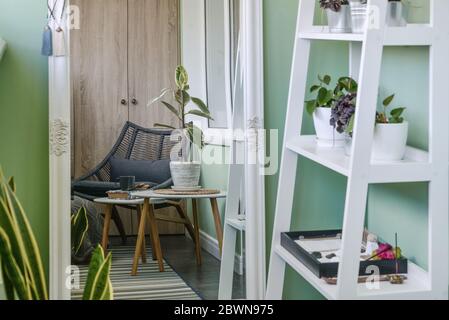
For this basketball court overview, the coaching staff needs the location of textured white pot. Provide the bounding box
[170,161,201,187]
[372,122,408,161]
[313,107,346,147]
[326,5,352,33]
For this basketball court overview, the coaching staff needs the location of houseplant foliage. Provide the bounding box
[150,65,213,188]
[149,65,212,149]
[82,245,113,300]
[0,171,48,300]
[71,207,89,257]
[0,168,113,300]
[306,75,357,146]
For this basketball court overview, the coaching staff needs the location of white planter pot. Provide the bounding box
[345,122,409,161]
[170,161,201,188]
[326,5,352,33]
[372,122,408,161]
[313,107,346,147]
[349,1,368,33]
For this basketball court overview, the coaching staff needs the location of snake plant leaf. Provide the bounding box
[92,252,113,300]
[7,177,15,193]
[1,261,15,300]
[186,109,213,120]
[191,97,210,115]
[0,227,31,300]
[83,246,113,300]
[0,180,48,299]
[0,197,27,283]
[71,207,89,256]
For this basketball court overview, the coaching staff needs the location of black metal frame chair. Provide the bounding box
[72,121,179,244]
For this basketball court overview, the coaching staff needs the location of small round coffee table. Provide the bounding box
[132,190,227,272]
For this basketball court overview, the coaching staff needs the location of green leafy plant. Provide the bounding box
[71,207,89,256]
[306,75,358,116]
[306,74,334,115]
[319,0,349,12]
[0,168,113,300]
[82,245,113,300]
[376,94,406,124]
[149,65,213,150]
[0,170,48,300]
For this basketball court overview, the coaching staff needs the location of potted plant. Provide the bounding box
[387,0,407,27]
[319,0,352,33]
[372,94,408,161]
[349,0,368,33]
[306,75,357,147]
[149,65,212,189]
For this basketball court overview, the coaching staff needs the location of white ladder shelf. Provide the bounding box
[266,0,449,300]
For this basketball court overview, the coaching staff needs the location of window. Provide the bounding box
[205,0,241,129]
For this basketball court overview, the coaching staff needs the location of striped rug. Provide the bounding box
[72,246,201,300]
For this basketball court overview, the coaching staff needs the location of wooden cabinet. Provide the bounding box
[71,0,183,235]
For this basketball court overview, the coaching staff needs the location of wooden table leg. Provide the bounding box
[101,204,113,252]
[136,205,147,264]
[210,198,224,255]
[132,201,148,276]
[192,199,202,266]
[146,199,164,272]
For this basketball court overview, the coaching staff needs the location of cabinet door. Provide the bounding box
[128,0,184,235]
[71,0,129,179]
[71,0,134,236]
[127,0,180,129]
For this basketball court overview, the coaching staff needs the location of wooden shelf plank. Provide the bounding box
[225,218,246,231]
[298,24,434,46]
[286,135,432,183]
[275,245,432,300]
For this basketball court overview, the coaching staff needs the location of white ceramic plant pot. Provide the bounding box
[326,5,352,33]
[372,122,408,161]
[313,107,346,147]
[349,0,368,33]
[170,161,201,188]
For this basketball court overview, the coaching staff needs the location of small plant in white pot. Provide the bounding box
[319,0,352,33]
[306,75,358,147]
[150,65,212,189]
[372,94,408,161]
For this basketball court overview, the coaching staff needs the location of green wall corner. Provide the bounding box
[0,0,50,286]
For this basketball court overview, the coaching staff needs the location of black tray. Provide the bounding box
[281,230,408,279]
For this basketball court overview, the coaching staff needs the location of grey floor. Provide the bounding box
[110,235,246,300]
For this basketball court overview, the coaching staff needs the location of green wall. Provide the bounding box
[264,0,432,299]
[0,0,50,297]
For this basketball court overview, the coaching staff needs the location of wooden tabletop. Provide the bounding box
[132,190,227,200]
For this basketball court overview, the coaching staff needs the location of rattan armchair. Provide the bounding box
[72,121,180,244]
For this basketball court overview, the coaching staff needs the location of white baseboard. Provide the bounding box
[190,230,245,276]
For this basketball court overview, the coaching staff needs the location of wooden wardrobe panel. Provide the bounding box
[127,0,180,129]
[71,0,133,236]
[71,0,129,179]
[128,0,184,235]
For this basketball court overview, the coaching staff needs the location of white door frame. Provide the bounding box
[49,0,265,300]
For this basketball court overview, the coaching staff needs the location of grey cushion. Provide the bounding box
[110,158,171,184]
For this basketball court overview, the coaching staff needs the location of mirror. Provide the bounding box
[61,0,263,301]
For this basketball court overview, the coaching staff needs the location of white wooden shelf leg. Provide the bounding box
[336,0,388,299]
[219,224,238,300]
[427,0,449,299]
